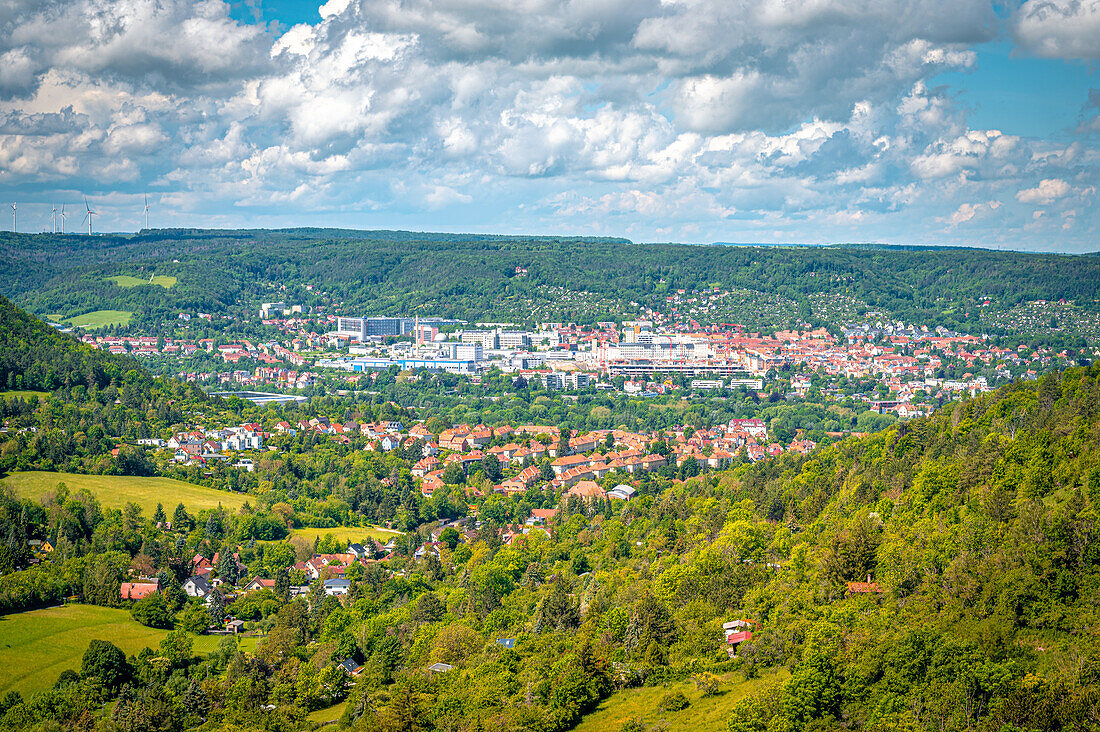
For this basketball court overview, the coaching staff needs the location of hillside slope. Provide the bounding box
[717,364,1100,730]
[3,231,1100,337]
[0,295,212,476]
[0,294,143,393]
[314,366,1100,732]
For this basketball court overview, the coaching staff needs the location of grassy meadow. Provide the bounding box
[0,605,168,696]
[573,668,789,732]
[193,633,259,656]
[66,309,132,328]
[0,604,259,696]
[289,525,400,545]
[1,471,247,515]
[308,700,348,723]
[0,391,50,400]
[105,275,177,289]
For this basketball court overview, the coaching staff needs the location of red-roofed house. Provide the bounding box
[412,456,442,477]
[566,480,606,500]
[527,508,558,526]
[726,630,753,645]
[846,576,883,595]
[420,470,444,495]
[191,554,213,576]
[121,581,160,601]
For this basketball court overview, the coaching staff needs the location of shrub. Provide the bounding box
[659,690,690,711]
[692,671,721,697]
[131,592,174,628]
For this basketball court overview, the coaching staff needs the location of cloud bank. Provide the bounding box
[0,0,1095,250]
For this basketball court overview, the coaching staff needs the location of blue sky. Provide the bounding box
[0,0,1095,251]
[932,42,1094,138]
[228,0,319,28]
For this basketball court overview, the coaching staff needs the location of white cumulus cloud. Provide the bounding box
[1014,0,1100,59]
[1016,178,1071,204]
[0,0,1094,250]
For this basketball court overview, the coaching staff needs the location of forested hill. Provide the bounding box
[718,363,1100,730]
[2,230,1099,336]
[0,294,146,393]
[0,296,215,477]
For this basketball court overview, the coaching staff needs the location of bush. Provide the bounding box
[131,592,175,628]
[54,670,81,688]
[81,639,130,692]
[692,671,721,697]
[659,690,690,711]
[179,602,211,634]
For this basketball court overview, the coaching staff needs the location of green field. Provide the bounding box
[105,275,177,289]
[66,309,132,328]
[193,633,260,656]
[1,471,248,515]
[290,525,400,544]
[0,391,50,400]
[0,605,168,696]
[574,669,789,732]
[308,700,348,723]
[0,604,260,696]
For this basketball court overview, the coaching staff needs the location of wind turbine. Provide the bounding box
[82,196,95,235]
[143,193,149,230]
[60,204,68,234]
[51,204,58,233]
[10,203,15,233]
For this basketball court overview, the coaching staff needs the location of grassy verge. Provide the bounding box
[1,471,247,514]
[574,668,789,732]
[308,700,348,724]
[0,391,50,400]
[290,525,401,545]
[193,633,260,655]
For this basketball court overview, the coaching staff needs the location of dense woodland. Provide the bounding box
[2,230,1099,342]
[0,295,143,393]
[0,276,1099,730]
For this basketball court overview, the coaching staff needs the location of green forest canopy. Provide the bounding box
[2,230,1099,335]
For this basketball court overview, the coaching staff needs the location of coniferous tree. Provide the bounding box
[204,513,222,540]
[521,561,544,588]
[217,551,239,585]
[158,569,186,611]
[274,566,291,603]
[206,589,226,626]
[171,503,191,531]
[533,577,579,633]
[183,680,211,719]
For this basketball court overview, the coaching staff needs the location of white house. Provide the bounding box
[182,575,212,598]
[323,578,351,596]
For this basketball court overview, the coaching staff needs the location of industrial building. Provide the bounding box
[334,316,465,341]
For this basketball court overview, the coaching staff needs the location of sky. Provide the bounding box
[0,0,1096,251]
